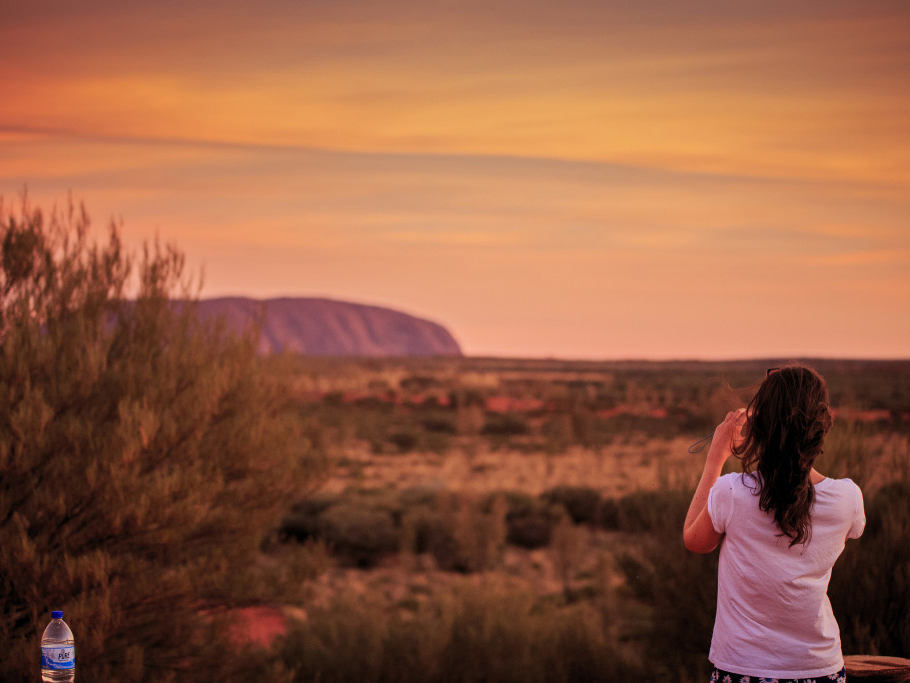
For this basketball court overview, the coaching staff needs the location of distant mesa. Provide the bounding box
[195,297,462,357]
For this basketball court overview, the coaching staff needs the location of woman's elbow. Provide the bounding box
[683,528,719,554]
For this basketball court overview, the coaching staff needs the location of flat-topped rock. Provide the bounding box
[195,297,462,356]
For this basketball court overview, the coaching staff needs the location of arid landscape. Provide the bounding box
[6,1,910,679]
[2,204,908,682]
[234,356,910,681]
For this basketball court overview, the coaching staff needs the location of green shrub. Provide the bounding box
[401,506,452,556]
[421,415,458,434]
[401,375,440,392]
[489,491,564,549]
[542,414,573,454]
[318,503,399,567]
[423,430,453,454]
[613,489,686,533]
[481,413,530,437]
[507,515,556,548]
[402,493,507,573]
[0,200,324,681]
[819,419,874,488]
[352,486,406,522]
[398,485,441,508]
[279,510,323,544]
[274,583,641,682]
[541,485,602,525]
[831,480,910,657]
[389,429,419,452]
[278,493,339,543]
[615,489,719,682]
[598,497,621,529]
[279,488,409,565]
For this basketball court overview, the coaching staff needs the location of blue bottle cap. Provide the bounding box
[52,611,63,619]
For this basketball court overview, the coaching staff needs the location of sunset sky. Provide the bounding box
[2,0,909,359]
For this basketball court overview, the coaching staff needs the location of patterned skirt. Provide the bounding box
[710,666,847,683]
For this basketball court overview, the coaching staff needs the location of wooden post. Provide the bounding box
[844,655,910,682]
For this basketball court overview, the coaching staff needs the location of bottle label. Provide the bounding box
[41,646,75,670]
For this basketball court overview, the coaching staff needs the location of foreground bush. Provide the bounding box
[615,488,718,682]
[541,485,602,524]
[818,419,910,656]
[830,480,910,657]
[272,583,641,682]
[0,200,323,681]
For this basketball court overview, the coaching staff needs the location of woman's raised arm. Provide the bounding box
[683,408,745,553]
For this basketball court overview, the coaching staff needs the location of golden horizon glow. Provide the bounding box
[2,0,909,358]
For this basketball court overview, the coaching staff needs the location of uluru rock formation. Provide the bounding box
[195,297,462,356]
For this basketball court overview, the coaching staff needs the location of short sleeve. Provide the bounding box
[707,473,735,534]
[847,480,865,539]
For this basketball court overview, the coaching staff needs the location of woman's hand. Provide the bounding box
[706,408,747,465]
[684,407,746,553]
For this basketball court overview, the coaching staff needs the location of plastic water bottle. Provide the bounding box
[41,610,75,682]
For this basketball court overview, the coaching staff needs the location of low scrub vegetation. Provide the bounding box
[267,584,642,682]
[279,483,687,568]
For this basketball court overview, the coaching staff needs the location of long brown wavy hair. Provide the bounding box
[732,363,833,547]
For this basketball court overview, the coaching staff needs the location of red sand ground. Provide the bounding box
[229,607,287,648]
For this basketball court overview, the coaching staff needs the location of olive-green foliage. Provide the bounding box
[420,414,458,434]
[612,490,672,532]
[0,201,323,681]
[480,413,530,437]
[278,493,339,543]
[819,419,875,490]
[615,489,719,682]
[421,492,508,572]
[541,485,602,525]
[389,429,419,452]
[280,489,402,567]
[818,417,910,656]
[318,503,399,567]
[830,480,910,657]
[282,487,508,571]
[490,490,566,549]
[300,399,453,455]
[273,584,640,682]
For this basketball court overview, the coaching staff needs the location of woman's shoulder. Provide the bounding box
[816,475,863,499]
[719,471,761,490]
[814,476,866,537]
[814,477,865,518]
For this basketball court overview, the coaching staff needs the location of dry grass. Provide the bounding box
[267,432,695,651]
[325,436,700,498]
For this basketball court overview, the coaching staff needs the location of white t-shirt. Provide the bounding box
[707,472,865,679]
